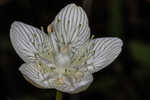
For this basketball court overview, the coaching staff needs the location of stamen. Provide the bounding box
[40,26,44,32]
[91,35,95,40]
[56,77,64,85]
[37,60,56,75]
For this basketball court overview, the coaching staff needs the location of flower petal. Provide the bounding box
[20,63,93,93]
[51,3,90,48]
[19,63,47,88]
[19,63,57,89]
[10,21,49,63]
[87,38,123,73]
[55,72,93,94]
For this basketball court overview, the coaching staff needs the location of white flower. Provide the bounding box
[10,3,123,94]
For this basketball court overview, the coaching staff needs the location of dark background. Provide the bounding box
[0,0,150,100]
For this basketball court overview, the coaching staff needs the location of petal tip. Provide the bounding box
[10,21,24,34]
[109,37,123,47]
[66,3,82,9]
[11,21,22,28]
[68,3,77,7]
[115,37,123,47]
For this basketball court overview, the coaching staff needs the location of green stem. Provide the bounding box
[56,90,63,100]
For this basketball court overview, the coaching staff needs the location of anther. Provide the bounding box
[47,24,54,33]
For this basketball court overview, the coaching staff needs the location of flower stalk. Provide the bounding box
[56,91,63,100]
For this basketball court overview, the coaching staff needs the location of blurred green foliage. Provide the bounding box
[130,40,150,66]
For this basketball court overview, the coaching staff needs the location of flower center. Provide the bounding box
[33,33,96,87]
[55,53,71,68]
